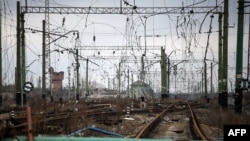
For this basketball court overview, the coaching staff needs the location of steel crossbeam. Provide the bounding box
[21,6,221,14]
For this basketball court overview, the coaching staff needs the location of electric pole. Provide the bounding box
[218,13,223,105]
[21,13,25,88]
[68,66,71,99]
[161,47,167,98]
[118,61,121,96]
[85,59,89,96]
[211,62,213,99]
[235,0,245,85]
[222,0,229,108]
[204,61,207,98]
[76,49,79,100]
[16,1,21,105]
[167,58,170,96]
[127,69,130,97]
[235,0,245,113]
[42,20,46,99]
[45,0,50,98]
[0,0,2,106]
[248,9,250,80]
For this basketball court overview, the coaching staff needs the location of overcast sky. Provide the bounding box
[1,0,249,93]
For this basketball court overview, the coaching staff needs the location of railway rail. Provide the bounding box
[1,99,224,140]
[134,101,210,140]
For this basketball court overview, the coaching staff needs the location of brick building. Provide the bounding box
[51,71,64,91]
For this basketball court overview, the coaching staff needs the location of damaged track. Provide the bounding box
[135,101,210,140]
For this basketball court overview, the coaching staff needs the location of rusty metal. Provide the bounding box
[135,103,175,138]
[134,101,210,140]
[27,106,33,141]
[187,103,209,140]
[1,99,210,139]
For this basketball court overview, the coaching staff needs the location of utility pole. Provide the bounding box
[248,9,250,80]
[16,1,21,105]
[167,58,170,95]
[222,0,229,108]
[20,12,26,106]
[118,62,121,96]
[218,13,223,105]
[76,49,79,100]
[161,47,167,97]
[85,59,89,96]
[204,14,214,100]
[204,62,207,98]
[211,62,213,99]
[68,66,71,99]
[202,72,204,96]
[174,65,177,95]
[235,0,245,85]
[21,13,25,88]
[140,55,145,81]
[235,0,245,113]
[45,0,50,97]
[0,0,2,106]
[127,69,130,97]
[42,20,46,99]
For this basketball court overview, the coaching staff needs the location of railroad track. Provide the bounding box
[1,99,217,139]
[134,101,211,140]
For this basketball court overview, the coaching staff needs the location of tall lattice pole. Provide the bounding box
[45,0,52,101]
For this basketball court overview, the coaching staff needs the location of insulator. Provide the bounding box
[62,17,65,26]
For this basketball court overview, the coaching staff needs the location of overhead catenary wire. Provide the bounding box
[0,0,234,94]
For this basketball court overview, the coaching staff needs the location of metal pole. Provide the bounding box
[16,1,21,105]
[248,9,250,80]
[234,0,244,113]
[21,13,25,89]
[20,12,25,106]
[49,67,53,102]
[167,58,170,95]
[222,0,228,95]
[0,0,2,106]
[42,20,46,99]
[141,55,145,81]
[175,73,176,95]
[127,69,129,97]
[161,47,167,94]
[76,49,79,100]
[218,13,223,103]
[202,72,204,95]
[144,17,147,56]
[204,62,207,98]
[211,62,213,98]
[118,62,121,96]
[27,106,33,141]
[235,0,244,85]
[68,66,71,99]
[85,59,89,96]
[247,9,250,80]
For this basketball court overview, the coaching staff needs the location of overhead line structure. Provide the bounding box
[45,0,51,101]
[17,4,222,101]
[85,56,160,60]
[21,6,221,14]
[76,45,164,50]
[85,56,187,63]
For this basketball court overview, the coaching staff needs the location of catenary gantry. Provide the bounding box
[21,6,221,14]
